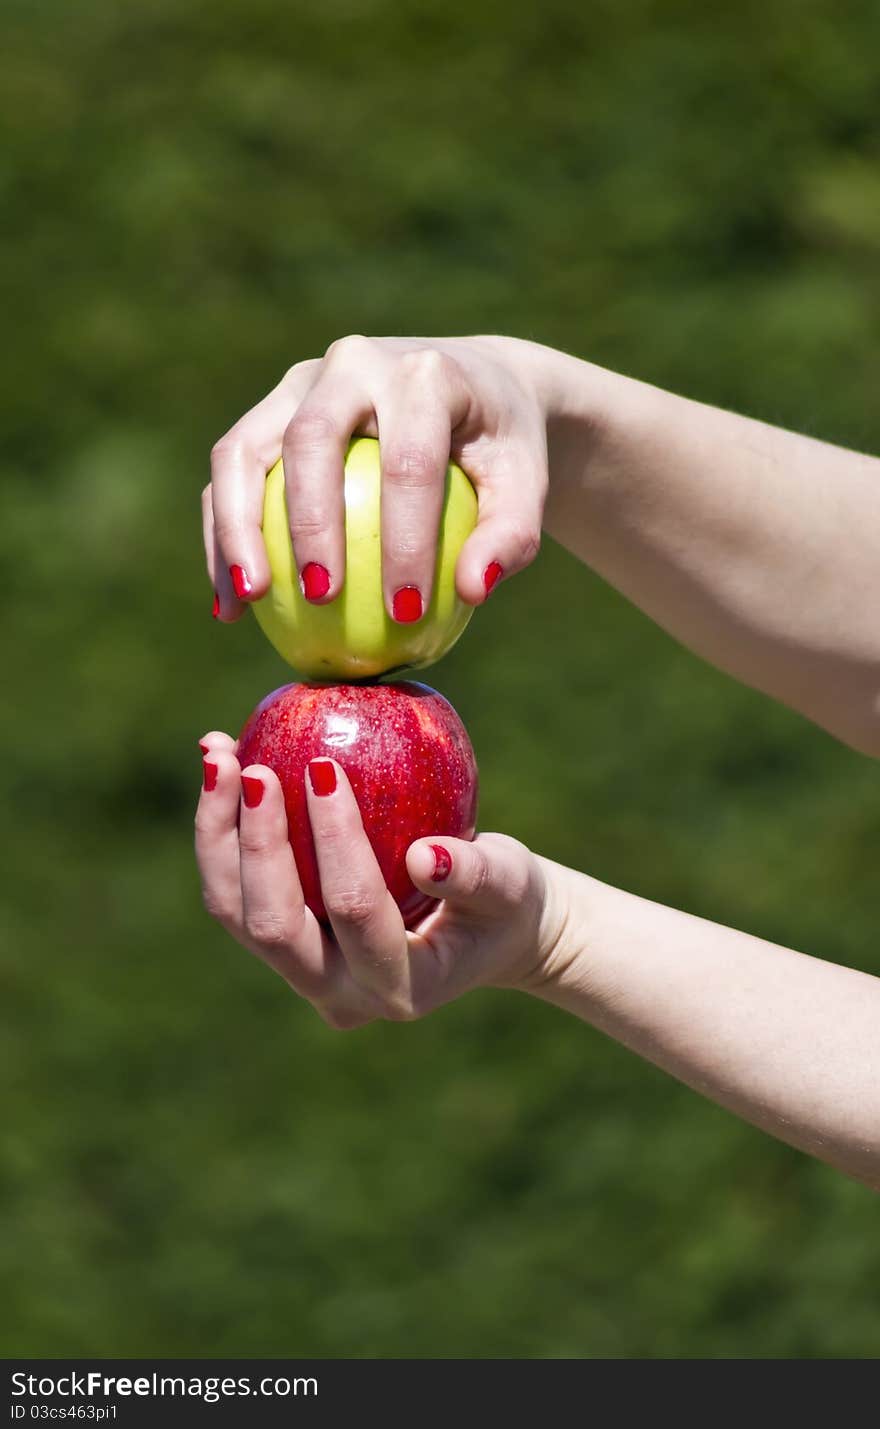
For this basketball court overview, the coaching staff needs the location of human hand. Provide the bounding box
[204,335,552,624]
[194,732,563,1027]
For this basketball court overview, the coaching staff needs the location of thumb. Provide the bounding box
[453,451,546,605]
[406,832,532,916]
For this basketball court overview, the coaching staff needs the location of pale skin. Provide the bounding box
[197,335,880,1190]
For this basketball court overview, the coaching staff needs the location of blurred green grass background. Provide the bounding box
[2,0,879,1358]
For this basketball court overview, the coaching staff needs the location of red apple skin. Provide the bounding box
[237,681,478,928]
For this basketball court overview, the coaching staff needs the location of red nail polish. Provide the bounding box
[212,591,220,619]
[429,844,452,882]
[308,759,337,796]
[202,760,218,792]
[241,775,264,809]
[230,565,253,599]
[483,561,503,597]
[198,740,209,755]
[392,586,423,623]
[301,562,331,601]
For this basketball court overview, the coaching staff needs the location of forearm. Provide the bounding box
[529,858,880,1188]
[510,339,880,754]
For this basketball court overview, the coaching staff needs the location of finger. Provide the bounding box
[210,364,318,605]
[453,442,548,604]
[194,748,245,936]
[197,729,238,757]
[304,758,410,1009]
[377,350,473,621]
[237,765,333,998]
[281,364,376,603]
[201,484,216,586]
[406,832,534,918]
[202,486,242,621]
[405,833,543,1008]
[210,510,245,624]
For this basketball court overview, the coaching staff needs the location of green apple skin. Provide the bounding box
[253,437,478,680]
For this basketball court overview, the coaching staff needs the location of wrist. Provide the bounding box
[474,335,672,561]
[514,860,637,1034]
[488,340,650,502]
[538,355,673,553]
[477,335,607,419]
[511,856,598,1001]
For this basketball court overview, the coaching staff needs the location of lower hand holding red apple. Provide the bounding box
[195,734,556,1026]
[194,731,880,1189]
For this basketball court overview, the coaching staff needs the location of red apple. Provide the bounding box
[237,681,478,928]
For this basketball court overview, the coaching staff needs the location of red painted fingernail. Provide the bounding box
[230,564,253,599]
[429,844,452,882]
[198,740,210,755]
[241,775,265,809]
[483,561,503,597]
[212,591,220,619]
[308,759,337,797]
[392,586,423,623]
[301,562,331,601]
[202,760,218,792]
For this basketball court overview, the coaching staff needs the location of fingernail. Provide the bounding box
[212,591,220,619]
[429,844,452,882]
[198,740,210,755]
[483,561,503,597]
[230,565,253,599]
[241,775,264,809]
[301,562,331,602]
[202,760,218,792]
[308,759,337,797]
[392,586,423,623]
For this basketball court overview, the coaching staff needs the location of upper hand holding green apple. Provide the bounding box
[203,336,552,653]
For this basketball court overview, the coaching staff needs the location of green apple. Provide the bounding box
[253,437,478,680]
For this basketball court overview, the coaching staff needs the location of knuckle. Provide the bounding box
[400,347,454,384]
[500,860,532,906]
[509,519,542,565]
[383,442,439,489]
[245,910,290,951]
[238,825,276,857]
[324,886,376,930]
[288,507,329,544]
[201,888,235,925]
[384,529,431,561]
[320,1004,369,1032]
[493,832,525,855]
[194,811,219,840]
[283,409,338,458]
[463,851,491,899]
[324,333,371,366]
[380,994,419,1023]
[211,514,245,549]
[210,435,244,467]
[283,357,320,386]
[312,818,353,856]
